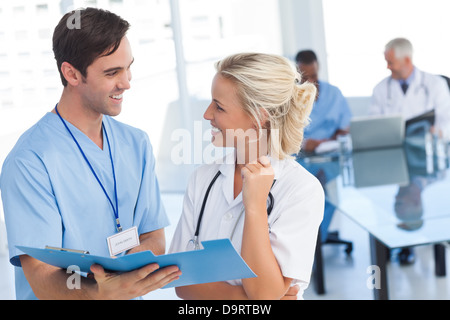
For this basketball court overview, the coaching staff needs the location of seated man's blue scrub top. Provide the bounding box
[0,112,169,300]
[304,81,352,141]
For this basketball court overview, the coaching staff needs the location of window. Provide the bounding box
[36,4,49,13]
[13,6,25,15]
[179,0,283,100]
[0,0,283,192]
[161,0,283,191]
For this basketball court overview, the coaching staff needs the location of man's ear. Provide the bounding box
[404,56,413,67]
[61,62,83,86]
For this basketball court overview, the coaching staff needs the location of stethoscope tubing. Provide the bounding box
[195,171,221,238]
[193,170,276,245]
[387,71,429,106]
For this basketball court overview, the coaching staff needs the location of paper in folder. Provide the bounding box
[17,239,256,288]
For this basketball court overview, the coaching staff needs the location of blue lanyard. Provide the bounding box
[55,105,122,232]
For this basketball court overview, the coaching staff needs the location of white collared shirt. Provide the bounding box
[169,151,324,299]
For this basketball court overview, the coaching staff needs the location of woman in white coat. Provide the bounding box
[370,38,450,140]
[169,53,325,300]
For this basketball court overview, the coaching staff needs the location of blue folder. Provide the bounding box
[17,239,256,288]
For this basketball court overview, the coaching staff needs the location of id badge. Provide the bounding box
[107,226,140,257]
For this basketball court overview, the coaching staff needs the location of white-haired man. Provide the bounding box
[370,38,450,265]
[370,38,450,140]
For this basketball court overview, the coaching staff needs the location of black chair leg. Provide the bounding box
[313,230,354,295]
[313,231,325,295]
[434,244,446,277]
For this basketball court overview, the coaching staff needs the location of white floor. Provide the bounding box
[1,192,449,300]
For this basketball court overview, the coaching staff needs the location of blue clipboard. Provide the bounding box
[17,239,255,289]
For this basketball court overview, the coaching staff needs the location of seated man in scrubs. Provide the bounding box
[0,8,180,300]
[296,50,352,153]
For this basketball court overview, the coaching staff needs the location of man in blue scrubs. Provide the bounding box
[296,50,352,153]
[0,8,181,300]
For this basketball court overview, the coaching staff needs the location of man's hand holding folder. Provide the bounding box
[89,263,181,300]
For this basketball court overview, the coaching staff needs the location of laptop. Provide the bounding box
[350,115,404,151]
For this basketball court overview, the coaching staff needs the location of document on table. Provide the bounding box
[17,239,256,288]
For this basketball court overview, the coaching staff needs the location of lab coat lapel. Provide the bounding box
[271,156,281,182]
[406,69,421,98]
[401,69,430,118]
[218,151,237,206]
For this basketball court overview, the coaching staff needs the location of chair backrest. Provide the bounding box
[440,75,450,91]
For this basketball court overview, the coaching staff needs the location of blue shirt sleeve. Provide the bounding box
[1,149,62,267]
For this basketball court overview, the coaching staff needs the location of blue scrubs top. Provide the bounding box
[304,81,352,140]
[0,112,169,300]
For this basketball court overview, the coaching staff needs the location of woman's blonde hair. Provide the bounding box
[215,52,316,160]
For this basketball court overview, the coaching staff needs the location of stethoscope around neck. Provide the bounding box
[186,171,276,251]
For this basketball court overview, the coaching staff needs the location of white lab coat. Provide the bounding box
[169,151,324,299]
[370,68,450,140]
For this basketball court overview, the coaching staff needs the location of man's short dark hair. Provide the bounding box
[53,7,130,86]
[295,50,318,65]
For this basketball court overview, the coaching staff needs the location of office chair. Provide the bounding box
[323,232,353,255]
[320,201,353,255]
[440,74,450,90]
